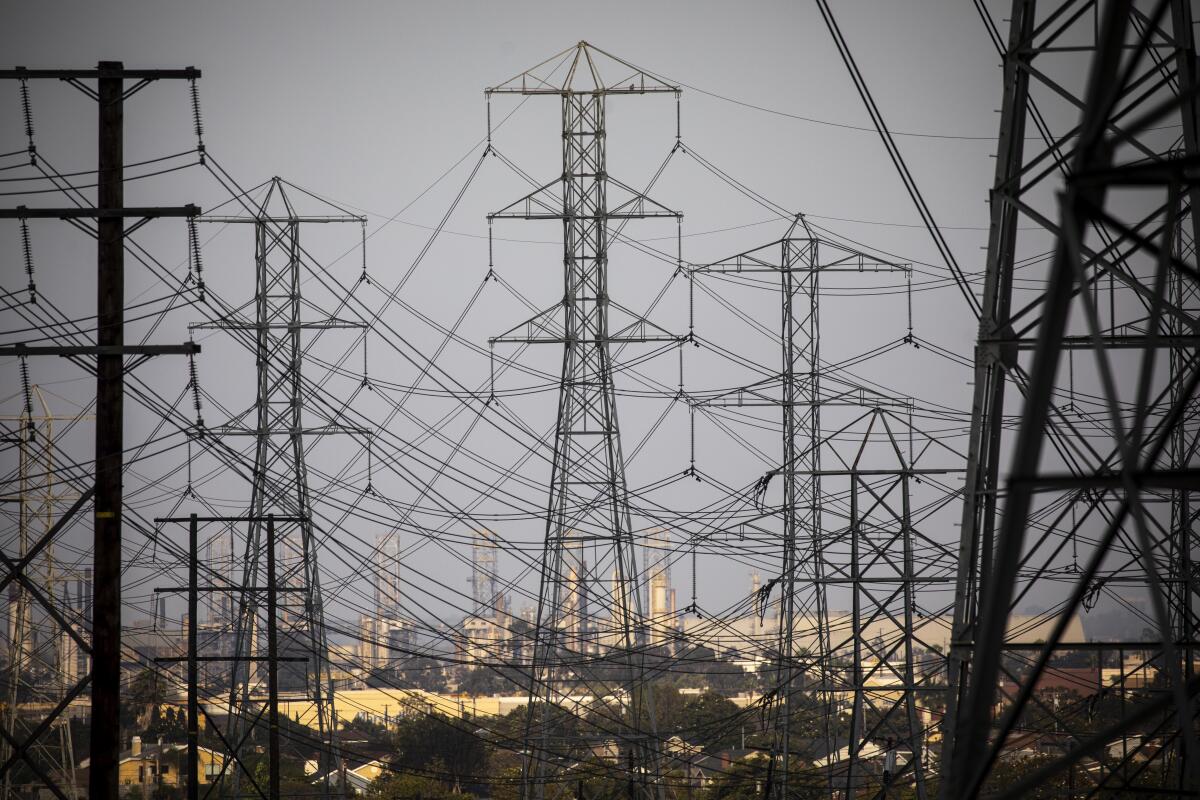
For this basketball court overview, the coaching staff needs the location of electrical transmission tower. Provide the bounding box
[0,387,89,799]
[693,220,932,797]
[195,178,366,798]
[815,410,962,799]
[486,42,682,799]
[942,0,1200,796]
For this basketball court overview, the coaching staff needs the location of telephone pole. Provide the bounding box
[154,514,310,800]
[0,62,200,800]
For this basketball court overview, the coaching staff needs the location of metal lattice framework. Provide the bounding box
[692,228,947,798]
[487,42,683,800]
[4,12,1199,800]
[817,410,962,798]
[195,179,366,799]
[942,0,1200,796]
[0,388,86,799]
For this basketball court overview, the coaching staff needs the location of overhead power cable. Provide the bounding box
[813,0,984,319]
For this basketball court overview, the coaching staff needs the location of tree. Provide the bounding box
[672,645,760,694]
[707,754,824,800]
[679,692,744,751]
[365,769,465,800]
[124,668,166,732]
[144,705,187,741]
[397,656,448,693]
[982,752,1093,799]
[457,666,522,696]
[391,714,489,793]
[620,683,687,737]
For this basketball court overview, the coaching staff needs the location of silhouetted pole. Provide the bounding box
[90,59,125,800]
[0,61,200,800]
[188,514,199,800]
[267,515,280,799]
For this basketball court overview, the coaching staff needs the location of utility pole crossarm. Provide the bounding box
[0,67,200,80]
[691,380,914,410]
[199,215,365,224]
[489,178,680,221]
[485,42,678,96]
[0,206,200,219]
[0,343,200,357]
[691,237,909,275]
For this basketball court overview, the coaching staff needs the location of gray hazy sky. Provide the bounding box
[1,2,1031,636]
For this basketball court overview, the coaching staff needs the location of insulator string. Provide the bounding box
[20,218,35,304]
[189,77,205,164]
[19,78,35,164]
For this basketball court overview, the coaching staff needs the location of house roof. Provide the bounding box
[79,744,224,769]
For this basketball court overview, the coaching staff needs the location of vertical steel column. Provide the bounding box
[90,59,124,800]
[900,471,925,797]
[941,2,1034,787]
[777,239,799,800]
[772,236,824,799]
[1168,0,1200,712]
[804,242,831,777]
[845,475,862,798]
[266,515,280,800]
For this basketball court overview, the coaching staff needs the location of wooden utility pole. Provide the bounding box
[91,60,125,800]
[0,61,201,800]
[187,515,199,800]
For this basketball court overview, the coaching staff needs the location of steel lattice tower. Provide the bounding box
[1,387,84,799]
[693,224,916,797]
[196,179,365,798]
[487,42,682,799]
[942,1,1200,796]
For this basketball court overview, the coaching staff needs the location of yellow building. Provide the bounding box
[82,737,226,793]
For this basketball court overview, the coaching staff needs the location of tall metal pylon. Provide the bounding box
[0,386,88,799]
[486,42,682,799]
[196,178,366,798]
[815,409,962,799]
[691,221,917,797]
[942,1,1200,796]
